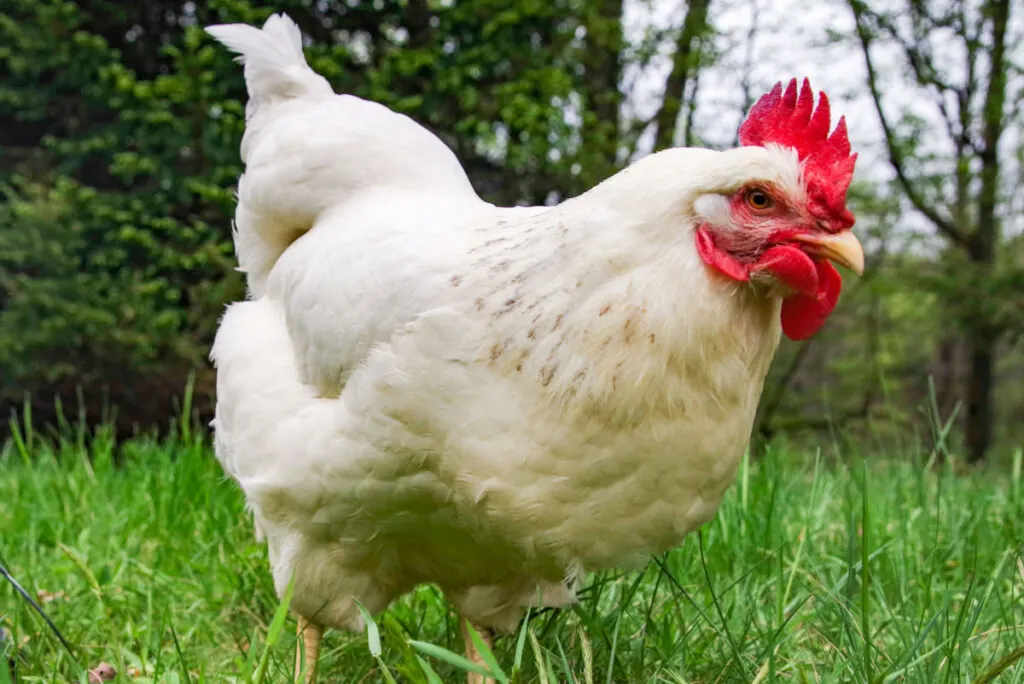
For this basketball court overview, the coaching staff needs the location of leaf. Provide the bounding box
[465,622,508,683]
[354,600,382,658]
[512,608,531,673]
[250,575,295,684]
[528,630,549,684]
[579,627,594,684]
[416,655,445,684]
[59,544,102,600]
[408,640,497,679]
[86,662,116,683]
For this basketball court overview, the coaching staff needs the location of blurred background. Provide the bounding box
[0,0,1021,463]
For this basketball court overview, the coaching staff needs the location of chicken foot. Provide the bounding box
[294,616,322,684]
[293,613,492,683]
[461,618,496,684]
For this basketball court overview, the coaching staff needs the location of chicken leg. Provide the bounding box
[461,618,496,684]
[294,616,321,684]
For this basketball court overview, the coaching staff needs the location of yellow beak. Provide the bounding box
[791,231,865,275]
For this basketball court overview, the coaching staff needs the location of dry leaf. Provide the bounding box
[37,589,68,604]
[87,662,116,683]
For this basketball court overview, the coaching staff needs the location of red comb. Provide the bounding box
[738,78,857,231]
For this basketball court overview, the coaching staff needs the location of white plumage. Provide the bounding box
[206,13,861,660]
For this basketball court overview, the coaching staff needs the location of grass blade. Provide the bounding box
[251,576,295,684]
[465,621,508,683]
[0,559,79,666]
[416,655,445,684]
[355,601,383,658]
[409,640,497,679]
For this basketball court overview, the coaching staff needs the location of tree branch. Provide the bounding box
[651,0,711,151]
[847,0,971,249]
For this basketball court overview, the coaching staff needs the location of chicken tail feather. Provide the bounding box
[206,14,339,297]
[206,14,332,129]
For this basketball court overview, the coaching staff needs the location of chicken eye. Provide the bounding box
[745,189,773,211]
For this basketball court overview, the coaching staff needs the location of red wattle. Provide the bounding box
[695,228,748,282]
[780,260,842,340]
[752,245,818,296]
[694,230,845,341]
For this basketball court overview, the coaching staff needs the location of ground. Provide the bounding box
[1,421,1022,683]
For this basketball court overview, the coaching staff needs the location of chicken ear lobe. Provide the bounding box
[779,260,842,340]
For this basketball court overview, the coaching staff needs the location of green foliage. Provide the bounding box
[0,0,249,428]
[843,0,1022,461]
[0,0,620,433]
[2,432,1022,681]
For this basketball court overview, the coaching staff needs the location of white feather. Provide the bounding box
[205,14,330,124]
[206,14,476,296]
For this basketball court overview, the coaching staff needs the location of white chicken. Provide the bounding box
[207,13,864,683]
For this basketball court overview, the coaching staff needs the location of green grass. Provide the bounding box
[1,419,1022,683]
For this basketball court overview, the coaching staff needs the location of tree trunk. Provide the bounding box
[653,0,711,151]
[964,326,996,462]
[580,0,624,187]
[964,0,1009,463]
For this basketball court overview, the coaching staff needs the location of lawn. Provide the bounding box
[1,418,1022,683]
